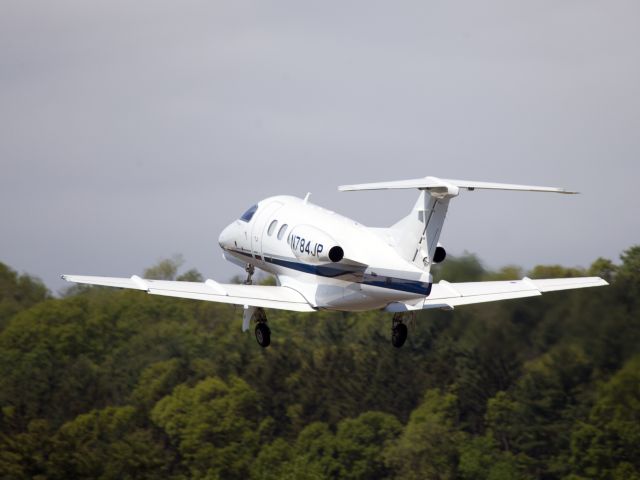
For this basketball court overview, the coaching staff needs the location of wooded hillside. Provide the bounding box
[0,248,638,479]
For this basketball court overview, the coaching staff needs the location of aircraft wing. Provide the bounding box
[385,276,608,312]
[61,274,316,312]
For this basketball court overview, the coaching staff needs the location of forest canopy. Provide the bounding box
[0,247,639,480]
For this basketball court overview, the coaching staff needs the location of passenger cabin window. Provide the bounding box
[239,204,258,222]
[267,219,278,236]
[277,224,288,240]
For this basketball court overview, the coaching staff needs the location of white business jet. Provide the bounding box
[63,176,607,348]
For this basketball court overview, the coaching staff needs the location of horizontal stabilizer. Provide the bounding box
[339,176,577,194]
[385,276,607,312]
[61,274,315,312]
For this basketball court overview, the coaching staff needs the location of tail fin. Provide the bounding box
[389,190,451,268]
[339,176,577,269]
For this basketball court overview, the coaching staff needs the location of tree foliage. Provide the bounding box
[0,263,48,330]
[0,248,639,479]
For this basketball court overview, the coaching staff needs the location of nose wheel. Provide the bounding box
[391,312,413,348]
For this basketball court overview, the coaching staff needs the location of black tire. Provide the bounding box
[255,323,271,347]
[391,323,408,348]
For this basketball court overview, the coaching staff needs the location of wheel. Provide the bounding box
[255,323,271,347]
[391,323,408,348]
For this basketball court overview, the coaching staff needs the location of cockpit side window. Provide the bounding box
[239,204,258,222]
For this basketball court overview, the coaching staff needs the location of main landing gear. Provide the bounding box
[255,322,271,347]
[242,305,271,348]
[251,307,271,348]
[391,312,414,348]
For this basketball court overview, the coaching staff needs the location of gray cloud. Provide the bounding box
[1,0,639,293]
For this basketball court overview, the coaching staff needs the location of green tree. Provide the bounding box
[251,412,401,480]
[484,345,594,478]
[143,255,184,280]
[588,257,617,282]
[528,265,585,279]
[334,411,402,480]
[130,358,185,409]
[177,268,204,282]
[384,389,466,480]
[0,417,53,480]
[0,262,48,329]
[151,376,263,480]
[432,252,485,282]
[458,435,532,480]
[142,255,204,282]
[48,406,168,480]
[288,422,341,478]
[616,246,640,307]
[569,355,640,479]
[484,265,524,281]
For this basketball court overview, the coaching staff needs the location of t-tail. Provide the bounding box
[339,176,577,270]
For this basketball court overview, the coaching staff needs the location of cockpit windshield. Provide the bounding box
[239,204,258,222]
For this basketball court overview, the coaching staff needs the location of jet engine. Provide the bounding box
[288,225,344,264]
[433,244,446,263]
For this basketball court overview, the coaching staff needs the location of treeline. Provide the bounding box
[0,248,639,479]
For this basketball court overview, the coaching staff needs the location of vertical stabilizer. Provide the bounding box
[391,190,452,269]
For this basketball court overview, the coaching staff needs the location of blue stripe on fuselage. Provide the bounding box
[362,275,433,296]
[226,249,431,296]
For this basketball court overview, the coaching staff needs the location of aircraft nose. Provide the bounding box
[218,223,235,250]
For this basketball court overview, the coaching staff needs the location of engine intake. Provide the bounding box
[433,245,446,263]
[328,246,344,262]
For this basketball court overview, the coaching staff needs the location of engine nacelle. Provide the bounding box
[433,244,446,263]
[288,225,344,264]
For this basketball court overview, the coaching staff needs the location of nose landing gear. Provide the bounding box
[391,312,414,348]
[244,263,255,285]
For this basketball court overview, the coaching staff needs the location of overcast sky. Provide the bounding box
[1,0,639,293]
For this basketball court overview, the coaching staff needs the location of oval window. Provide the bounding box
[267,219,278,236]
[277,224,288,240]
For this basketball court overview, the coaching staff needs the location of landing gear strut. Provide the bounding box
[252,307,270,347]
[391,312,413,348]
[244,263,255,285]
